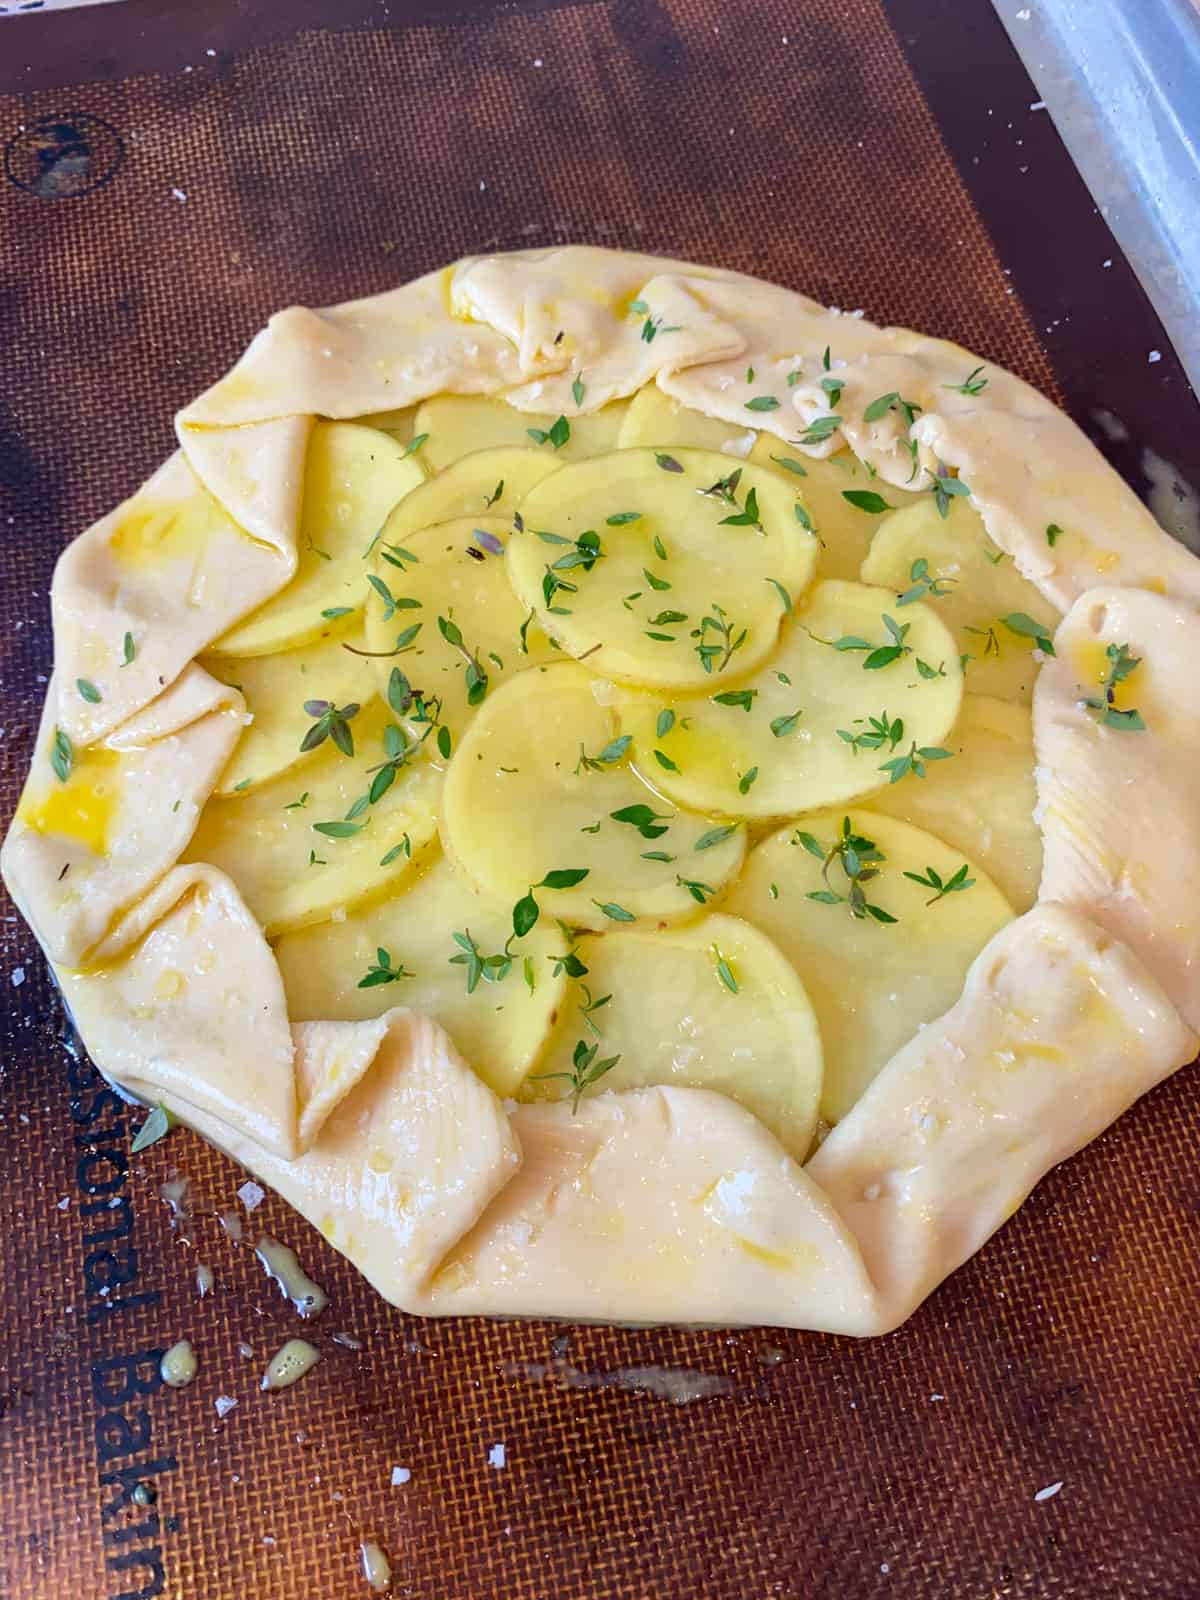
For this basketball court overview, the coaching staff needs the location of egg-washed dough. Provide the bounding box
[4,245,1198,1336]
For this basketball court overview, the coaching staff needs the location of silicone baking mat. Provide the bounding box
[2,3,1198,1597]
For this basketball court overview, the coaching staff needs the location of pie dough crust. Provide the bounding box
[5,247,1198,1333]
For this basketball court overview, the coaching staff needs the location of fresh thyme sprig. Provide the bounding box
[878,741,953,784]
[300,700,360,757]
[437,615,489,706]
[896,557,955,606]
[533,1038,621,1113]
[692,603,747,674]
[1081,641,1146,730]
[358,947,415,988]
[794,816,897,924]
[575,734,631,774]
[929,461,971,519]
[837,710,904,754]
[527,415,570,450]
[903,863,976,904]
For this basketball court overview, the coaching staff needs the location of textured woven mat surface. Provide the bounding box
[1,3,1198,1597]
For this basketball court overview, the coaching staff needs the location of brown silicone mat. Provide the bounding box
[2,3,1198,1597]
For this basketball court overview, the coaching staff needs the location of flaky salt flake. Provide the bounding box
[487,1442,507,1469]
[214,1395,238,1418]
[171,188,187,202]
[11,966,25,987]
[1034,1480,1063,1502]
[391,1466,411,1486]
[1030,99,1046,111]
[237,1181,265,1212]
[1148,350,1162,364]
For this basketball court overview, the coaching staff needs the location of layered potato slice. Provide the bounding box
[205,630,378,797]
[209,422,424,657]
[505,448,819,690]
[363,515,558,749]
[616,383,748,453]
[441,662,745,930]
[369,445,561,548]
[726,809,1013,1122]
[413,394,628,470]
[614,579,962,820]
[750,437,927,583]
[184,699,441,936]
[527,913,823,1160]
[860,497,1061,702]
[866,693,1042,912]
[274,849,568,1098]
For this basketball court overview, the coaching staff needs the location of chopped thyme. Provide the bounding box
[367,573,421,621]
[877,741,953,784]
[795,414,841,446]
[711,945,739,993]
[655,453,684,473]
[766,577,794,611]
[653,748,680,772]
[945,366,988,396]
[1046,523,1062,548]
[842,489,892,515]
[929,462,971,519]
[284,792,310,810]
[312,819,364,839]
[712,689,756,711]
[606,510,642,526]
[592,899,635,922]
[575,735,631,774]
[770,455,808,476]
[746,395,780,413]
[695,823,738,851]
[121,631,136,667]
[572,376,586,407]
[380,835,411,865]
[692,603,747,674]
[770,709,802,737]
[131,1104,174,1154]
[737,766,759,794]
[450,929,512,993]
[677,876,716,904]
[837,711,904,754]
[799,815,897,924]
[321,606,354,620]
[610,803,671,840]
[527,415,571,450]
[50,728,73,784]
[577,984,612,1036]
[437,614,489,705]
[400,432,429,459]
[656,709,676,738]
[1000,612,1056,656]
[76,678,101,704]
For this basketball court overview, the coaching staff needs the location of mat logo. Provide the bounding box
[4,110,124,199]
[67,1036,178,1600]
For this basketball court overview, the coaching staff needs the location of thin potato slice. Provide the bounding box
[860,497,1061,701]
[204,631,378,796]
[506,448,818,690]
[363,516,558,747]
[527,913,823,1160]
[614,579,962,820]
[726,809,1013,1122]
[867,693,1041,911]
[751,440,927,583]
[184,699,441,936]
[371,446,561,554]
[208,422,424,657]
[413,394,628,471]
[274,850,567,1098]
[616,384,748,453]
[441,662,745,930]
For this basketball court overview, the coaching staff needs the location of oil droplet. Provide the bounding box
[260,1338,321,1392]
[255,1236,328,1318]
[196,1263,214,1298]
[154,968,185,1000]
[159,1175,193,1231]
[360,1541,392,1592]
[218,1209,244,1243]
[17,745,121,855]
[160,1339,197,1388]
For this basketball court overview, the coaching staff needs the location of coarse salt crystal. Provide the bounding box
[487,1443,506,1469]
[171,188,187,202]
[214,1395,238,1418]
[1034,1480,1063,1502]
[391,1466,411,1486]
[57,1196,70,1211]
[238,1181,265,1212]
[1148,350,1162,364]
[11,967,25,987]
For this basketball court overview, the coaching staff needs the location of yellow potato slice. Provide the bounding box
[860,497,1061,701]
[867,693,1041,911]
[184,699,440,936]
[349,404,417,441]
[208,422,424,658]
[505,448,818,690]
[204,631,378,797]
[413,394,628,471]
[527,913,823,1160]
[751,441,927,583]
[726,809,1013,1123]
[371,445,561,551]
[616,384,747,453]
[441,662,745,930]
[363,516,558,749]
[614,579,963,820]
[274,850,567,1098]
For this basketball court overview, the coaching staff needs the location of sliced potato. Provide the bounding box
[526,913,823,1159]
[204,631,378,796]
[867,693,1041,911]
[413,394,628,471]
[208,422,424,658]
[726,809,1014,1123]
[506,448,818,690]
[614,579,963,819]
[616,384,748,453]
[441,662,745,930]
[184,699,440,936]
[274,850,567,1098]
[860,497,1061,701]
[363,515,558,746]
[349,404,417,441]
[751,441,927,583]
[372,446,561,552]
